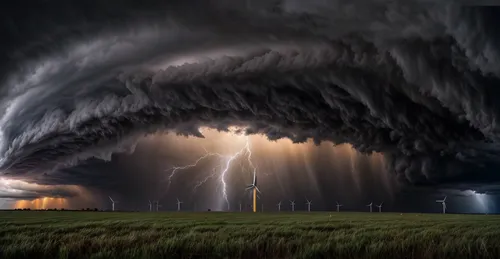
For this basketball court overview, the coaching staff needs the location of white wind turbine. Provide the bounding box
[336,201,343,212]
[436,196,447,214]
[290,200,295,212]
[245,172,261,213]
[148,200,152,212]
[277,201,282,212]
[108,196,117,212]
[155,200,161,212]
[366,202,373,212]
[376,202,383,212]
[176,198,183,211]
[306,198,312,212]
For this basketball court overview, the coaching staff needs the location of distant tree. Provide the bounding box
[61,208,65,211]
[94,208,98,211]
[207,209,211,212]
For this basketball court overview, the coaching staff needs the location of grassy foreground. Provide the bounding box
[0,211,499,259]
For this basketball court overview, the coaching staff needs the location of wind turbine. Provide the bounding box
[290,200,295,212]
[277,201,282,212]
[148,200,152,212]
[176,198,183,211]
[155,201,161,212]
[239,201,242,212]
[336,201,343,212]
[376,202,383,212]
[306,198,312,212]
[245,172,261,213]
[366,202,373,213]
[108,196,117,212]
[436,196,447,214]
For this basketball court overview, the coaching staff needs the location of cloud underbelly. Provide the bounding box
[0,1,499,187]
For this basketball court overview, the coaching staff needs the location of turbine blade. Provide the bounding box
[255,186,262,194]
[443,196,447,201]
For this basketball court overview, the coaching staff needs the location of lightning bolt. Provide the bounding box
[166,147,226,190]
[165,136,257,210]
[192,166,220,193]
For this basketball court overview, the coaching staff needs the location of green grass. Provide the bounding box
[0,211,499,259]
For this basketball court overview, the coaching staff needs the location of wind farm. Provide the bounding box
[5,179,499,259]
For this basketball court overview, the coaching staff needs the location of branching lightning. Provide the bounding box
[165,135,257,210]
[192,166,220,193]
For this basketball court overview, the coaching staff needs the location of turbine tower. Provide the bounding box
[306,198,312,212]
[336,201,343,212]
[436,196,447,214]
[108,196,117,212]
[155,201,161,212]
[239,202,242,212]
[245,172,260,213]
[290,200,295,212]
[366,202,373,213]
[376,202,383,212]
[176,198,183,212]
[148,200,152,212]
[277,201,282,212]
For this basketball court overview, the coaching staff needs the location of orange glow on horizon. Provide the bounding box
[14,197,68,210]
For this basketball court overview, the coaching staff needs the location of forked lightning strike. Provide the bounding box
[165,136,257,209]
[192,166,220,193]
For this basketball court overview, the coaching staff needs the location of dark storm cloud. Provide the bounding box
[0,0,500,189]
[0,179,79,199]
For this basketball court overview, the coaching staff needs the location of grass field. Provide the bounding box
[0,211,499,259]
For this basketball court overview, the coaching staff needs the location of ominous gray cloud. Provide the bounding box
[0,0,500,193]
[0,179,80,199]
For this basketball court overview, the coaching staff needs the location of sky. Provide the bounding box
[0,0,499,213]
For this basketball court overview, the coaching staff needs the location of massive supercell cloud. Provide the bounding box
[1,0,500,189]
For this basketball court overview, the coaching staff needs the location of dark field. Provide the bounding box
[0,211,499,259]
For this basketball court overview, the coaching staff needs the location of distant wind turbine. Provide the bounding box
[176,198,183,211]
[336,201,343,212]
[277,201,282,212]
[155,201,161,212]
[245,172,261,213]
[148,200,152,212]
[376,202,383,212]
[366,202,373,213]
[108,196,117,212]
[290,200,295,212]
[239,201,242,212]
[306,198,312,212]
[436,196,447,214]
